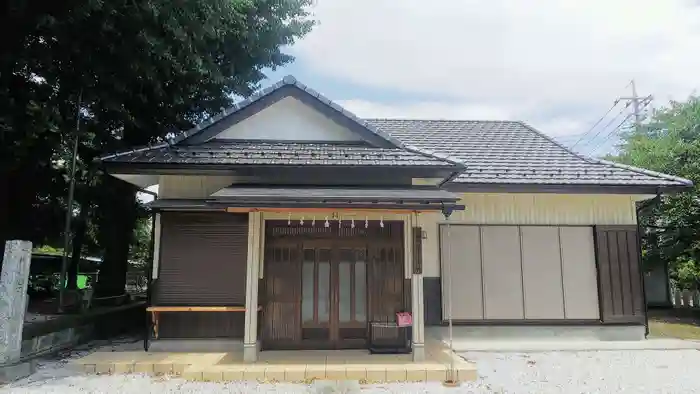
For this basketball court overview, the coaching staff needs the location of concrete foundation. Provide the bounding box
[148,339,243,353]
[0,360,36,384]
[428,325,648,352]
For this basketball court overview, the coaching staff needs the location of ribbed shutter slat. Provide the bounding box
[156,212,248,306]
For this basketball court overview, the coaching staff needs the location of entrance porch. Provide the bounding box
[239,210,432,363]
[74,338,477,382]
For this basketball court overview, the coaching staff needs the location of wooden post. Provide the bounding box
[243,212,262,362]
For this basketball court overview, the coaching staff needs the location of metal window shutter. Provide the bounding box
[156,212,248,306]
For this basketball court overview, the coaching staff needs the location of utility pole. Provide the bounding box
[617,79,653,133]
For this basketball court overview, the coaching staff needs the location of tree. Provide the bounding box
[1,0,314,299]
[611,97,700,289]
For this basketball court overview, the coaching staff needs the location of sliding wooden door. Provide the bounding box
[299,240,368,349]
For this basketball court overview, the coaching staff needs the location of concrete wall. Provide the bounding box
[215,97,362,142]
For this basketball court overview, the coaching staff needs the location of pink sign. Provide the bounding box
[396,312,412,327]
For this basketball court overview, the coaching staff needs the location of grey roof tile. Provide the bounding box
[101,141,456,168]
[366,119,692,187]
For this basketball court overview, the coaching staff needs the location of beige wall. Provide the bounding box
[215,97,363,142]
[158,175,236,199]
[420,193,646,277]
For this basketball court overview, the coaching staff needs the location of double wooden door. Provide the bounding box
[300,240,368,349]
[261,221,407,350]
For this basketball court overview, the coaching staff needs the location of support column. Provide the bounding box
[243,212,262,362]
[0,240,35,382]
[411,272,426,361]
[151,213,161,280]
[408,214,426,362]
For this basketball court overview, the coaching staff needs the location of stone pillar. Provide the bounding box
[243,213,262,362]
[0,240,35,382]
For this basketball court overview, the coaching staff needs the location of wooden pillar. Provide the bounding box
[243,212,262,362]
[408,216,426,361]
[151,213,161,280]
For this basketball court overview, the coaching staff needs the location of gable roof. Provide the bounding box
[368,119,692,192]
[97,75,463,173]
[97,76,692,193]
[173,75,404,149]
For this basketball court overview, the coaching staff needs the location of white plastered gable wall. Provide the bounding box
[420,193,650,322]
[214,96,363,142]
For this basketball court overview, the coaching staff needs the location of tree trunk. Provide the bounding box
[95,177,137,301]
[67,201,90,289]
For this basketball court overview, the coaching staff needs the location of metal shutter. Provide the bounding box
[156,212,249,306]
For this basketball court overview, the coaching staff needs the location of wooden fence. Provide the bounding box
[671,290,700,308]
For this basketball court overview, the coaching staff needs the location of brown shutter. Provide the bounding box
[412,227,423,274]
[594,225,645,324]
[156,212,248,306]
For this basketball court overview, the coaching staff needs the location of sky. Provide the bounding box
[263,0,700,157]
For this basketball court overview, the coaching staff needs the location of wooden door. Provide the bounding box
[335,245,368,348]
[262,220,405,350]
[262,241,301,348]
[299,240,368,349]
[300,241,333,347]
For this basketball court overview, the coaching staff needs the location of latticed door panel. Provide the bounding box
[262,243,301,346]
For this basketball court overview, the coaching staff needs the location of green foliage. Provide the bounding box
[610,97,700,289]
[1,0,314,296]
[33,245,64,255]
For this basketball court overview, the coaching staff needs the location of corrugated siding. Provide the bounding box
[420,193,643,277]
[453,193,640,225]
[158,175,236,199]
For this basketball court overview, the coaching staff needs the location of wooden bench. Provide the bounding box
[146,306,261,339]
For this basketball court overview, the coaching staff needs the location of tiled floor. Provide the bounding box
[74,340,476,383]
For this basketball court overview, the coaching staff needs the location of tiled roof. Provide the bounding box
[368,119,692,188]
[100,141,457,168]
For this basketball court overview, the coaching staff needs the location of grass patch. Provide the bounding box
[649,319,700,340]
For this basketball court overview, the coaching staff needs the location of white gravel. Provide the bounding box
[4,347,700,393]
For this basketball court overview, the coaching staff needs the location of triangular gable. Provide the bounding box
[175,75,403,149]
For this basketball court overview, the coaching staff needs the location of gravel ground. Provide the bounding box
[4,345,700,393]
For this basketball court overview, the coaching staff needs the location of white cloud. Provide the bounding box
[297,0,700,137]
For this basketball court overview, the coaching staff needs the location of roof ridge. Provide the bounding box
[402,143,466,169]
[516,121,693,186]
[366,118,521,123]
[595,158,694,186]
[95,142,168,162]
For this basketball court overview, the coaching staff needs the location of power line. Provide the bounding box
[588,112,635,155]
[571,80,653,151]
[575,102,631,151]
[571,101,621,149]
